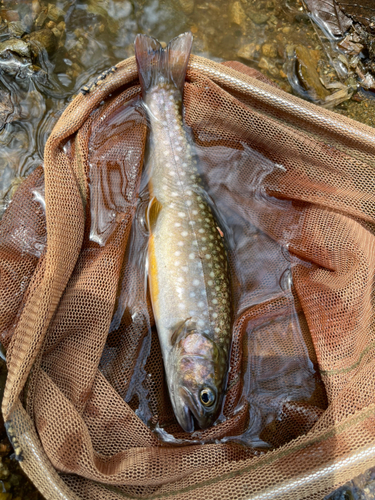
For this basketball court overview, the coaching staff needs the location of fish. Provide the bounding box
[134,32,232,433]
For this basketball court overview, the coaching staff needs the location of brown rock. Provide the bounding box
[237,43,257,61]
[294,45,330,101]
[230,1,246,26]
[178,0,195,15]
[1,10,19,22]
[23,28,58,56]
[262,43,277,58]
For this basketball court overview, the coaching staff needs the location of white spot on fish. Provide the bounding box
[182,231,188,237]
[198,301,204,308]
[174,261,180,266]
[172,192,178,197]
[186,200,192,206]
[197,319,205,327]
[210,272,215,278]
[178,241,184,247]
[193,279,200,286]
[199,229,205,233]
[189,253,195,259]
[187,190,192,196]
[190,292,196,298]
[212,299,218,304]
[178,303,186,310]
[192,210,198,215]
[215,327,220,333]
[208,280,213,286]
[178,212,186,218]
[175,251,181,256]
[182,266,188,272]
[175,222,181,227]
[205,254,211,259]
[212,312,218,318]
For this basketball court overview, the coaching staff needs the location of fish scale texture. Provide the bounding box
[0,54,375,499]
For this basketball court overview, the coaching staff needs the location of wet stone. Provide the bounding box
[178,0,195,15]
[237,42,258,61]
[230,1,246,27]
[23,28,58,56]
[7,21,25,37]
[0,38,31,58]
[249,11,269,25]
[47,3,65,23]
[262,43,277,58]
[34,9,48,28]
[294,45,330,101]
[0,10,19,22]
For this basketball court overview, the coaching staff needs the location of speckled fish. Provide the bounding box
[135,33,232,432]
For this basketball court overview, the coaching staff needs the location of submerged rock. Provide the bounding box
[23,28,58,56]
[294,45,330,101]
[178,0,195,15]
[230,1,246,27]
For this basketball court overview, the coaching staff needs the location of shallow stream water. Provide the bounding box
[0,0,375,499]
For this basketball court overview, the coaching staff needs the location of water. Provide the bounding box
[0,0,374,497]
[93,99,327,446]
[1,0,374,214]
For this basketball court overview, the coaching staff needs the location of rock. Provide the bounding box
[0,38,31,58]
[23,28,58,56]
[178,0,195,15]
[0,458,9,480]
[262,43,277,58]
[249,12,269,25]
[230,1,246,26]
[237,42,257,61]
[52,27,63,39]
[338,35,364,55]
[34,9,48,28]
[7,21,26,37]
[47,3,65,22]
[258,57,279,77]
[56,21,66,32]
[294,45,330,101]
[0,90,16,128]
[0,10,19,22]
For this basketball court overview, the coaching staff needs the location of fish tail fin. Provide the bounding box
[134,32,193,96]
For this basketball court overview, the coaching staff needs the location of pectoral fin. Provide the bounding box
[171,317,195,346]
[146,196,162,232]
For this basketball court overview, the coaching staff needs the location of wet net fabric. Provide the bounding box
[1,54,375,500]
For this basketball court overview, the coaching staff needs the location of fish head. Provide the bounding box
[168,330,227,433]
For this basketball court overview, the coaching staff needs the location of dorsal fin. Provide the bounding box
[134,32,193,97]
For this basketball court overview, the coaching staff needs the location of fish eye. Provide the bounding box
[199,387,215,407]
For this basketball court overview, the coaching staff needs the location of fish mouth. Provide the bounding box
[178,404,194,433]
[170,386,197,433]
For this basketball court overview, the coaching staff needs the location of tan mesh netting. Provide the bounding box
[1,53,375,500]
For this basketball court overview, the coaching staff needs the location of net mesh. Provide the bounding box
[0,54,375,499]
